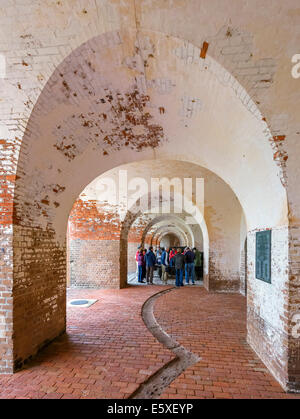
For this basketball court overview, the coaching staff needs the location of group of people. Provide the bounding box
[135,245,202,288]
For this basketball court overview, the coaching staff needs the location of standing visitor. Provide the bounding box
[137,249,145,283]
[157,247,162,278]
[145,246,156,285]
[193,247,202,281]
[156,246,161,260]
[169,247,177,267]
[157,248,162,265]
[135,245,141,278]
[174,248,185,287]
[142,248,147,282]
[161,247,169,284]
[184,247,195,284]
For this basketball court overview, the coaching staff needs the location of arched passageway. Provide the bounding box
[158,232,182,249]
[0,22,296,393]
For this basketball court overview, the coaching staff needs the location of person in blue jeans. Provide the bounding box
[145,246,157,284]
[137,249,145,283]
[174,248,185,287]
[160,247,169,284]
[184,247,195,284]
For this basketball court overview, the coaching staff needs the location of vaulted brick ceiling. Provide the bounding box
[1,21,288,238]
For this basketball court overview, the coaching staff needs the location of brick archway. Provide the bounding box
[0,28,294,391]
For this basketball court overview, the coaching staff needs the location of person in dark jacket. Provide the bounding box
[193,247,202,280]
[174,248,185,287]
[184,247,195,284]
[145,246,156,284]
[142,248,147,282]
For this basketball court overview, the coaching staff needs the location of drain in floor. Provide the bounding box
[67,299,98,308]
[70,300,90,305]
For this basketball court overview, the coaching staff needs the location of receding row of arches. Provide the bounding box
[0,27,297,393]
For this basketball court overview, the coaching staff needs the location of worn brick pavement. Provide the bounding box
[0,285,299,399]
[0,286,174,399]
[155,287,300,399]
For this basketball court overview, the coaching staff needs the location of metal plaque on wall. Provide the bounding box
[255,230,271,283]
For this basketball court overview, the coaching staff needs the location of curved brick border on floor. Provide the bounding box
[130,287,200,399]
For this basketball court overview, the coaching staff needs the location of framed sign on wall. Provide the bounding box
[255,230,271,283]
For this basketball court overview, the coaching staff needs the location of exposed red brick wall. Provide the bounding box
[70,239,120,288]
[128,223,147,244]
[13,225,66,371]
[69,199,121,241]
[0,137,21,373]
[68,200,157,282]
[68,199,123,288]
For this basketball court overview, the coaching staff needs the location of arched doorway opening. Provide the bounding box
[3,27,291,391]
[160,232,181,249]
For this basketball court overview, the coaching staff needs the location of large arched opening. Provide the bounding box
[3,28,291,390]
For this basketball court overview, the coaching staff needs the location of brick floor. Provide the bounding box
[0,285,299,399]
[154,287,300,399]
[0,286,175,399]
